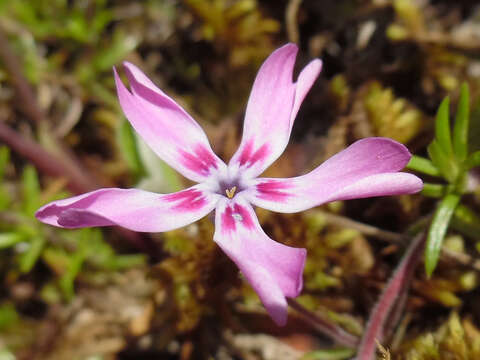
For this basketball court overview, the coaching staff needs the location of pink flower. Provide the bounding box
[36,44,422,326]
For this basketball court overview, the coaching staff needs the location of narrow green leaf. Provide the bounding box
[427,140,458,183]
[21,165,41,217]
[92,30,138,72]
[465,150,480,170]
[136,135,183,193]
[451,204,480,240]
[0,304,18,331]
[421,183,445,198]
[0,146,10,181]
[0,233,25,249]
[116,119,145,178]
[468,100,480,153]
[453,83,470,161]
[301,348,355,360]
[435,96,453,156]
[59,252,85,300]
[425,194,461,277]
[0,186,11,211]
[19,236,46,273]
[406,155,441,177]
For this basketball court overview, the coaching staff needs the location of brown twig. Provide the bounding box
[317,210,480,272]
[317,210,405,243]
[285,0,302,44]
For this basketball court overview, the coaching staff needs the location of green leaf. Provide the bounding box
[0,303,18,331]
[136,135,183,193]
[19,236,46,273]
[451,204,480,240]
[435,96,453,156]
[108,254,146,270]
[468,100,480,153]
[91,30,138,72]
[406,155,441,177]
[425,194,461,277]
[453,83,470,161]
[421,183,446,198]
[465,150,480,170]
[0,152,12,209]
[427,140,459,183]
[0,146,10,181]
[301,348,356,360]
[21,165,41,217]
[0,233,26,249]
[59,252,85,300]
[0,187,11,211]
[116,119,145,178]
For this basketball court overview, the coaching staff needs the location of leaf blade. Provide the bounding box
[453,83,470,161]
[425,194,460,277]
[406,155,441,177]
[435,96,453,156]
[427,140,458,183]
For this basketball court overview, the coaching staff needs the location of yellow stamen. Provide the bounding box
[225,186,237,199]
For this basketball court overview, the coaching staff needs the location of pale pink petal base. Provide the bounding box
[245,137,423,213]
[36,185,220,232]
[214,196,306,325]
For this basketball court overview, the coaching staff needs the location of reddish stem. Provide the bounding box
[0,28,45,125]
[0,122,96,193]
[354,233,425,360]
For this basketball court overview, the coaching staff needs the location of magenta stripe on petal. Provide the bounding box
[233,203,255,229]
[179,144,219,177]
[238,140,270,168]
[222,205,237,233]
[164,188,207,211]
[221,202,255,233]
[256,180,292,201]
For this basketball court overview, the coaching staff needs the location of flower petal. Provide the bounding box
[36,185,220,232]
[229,44,322,179]
[114,63,226,183]
[244,138,423,213]
[214,196,306,326]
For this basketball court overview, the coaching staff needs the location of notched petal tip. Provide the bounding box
[299,58,323,80]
